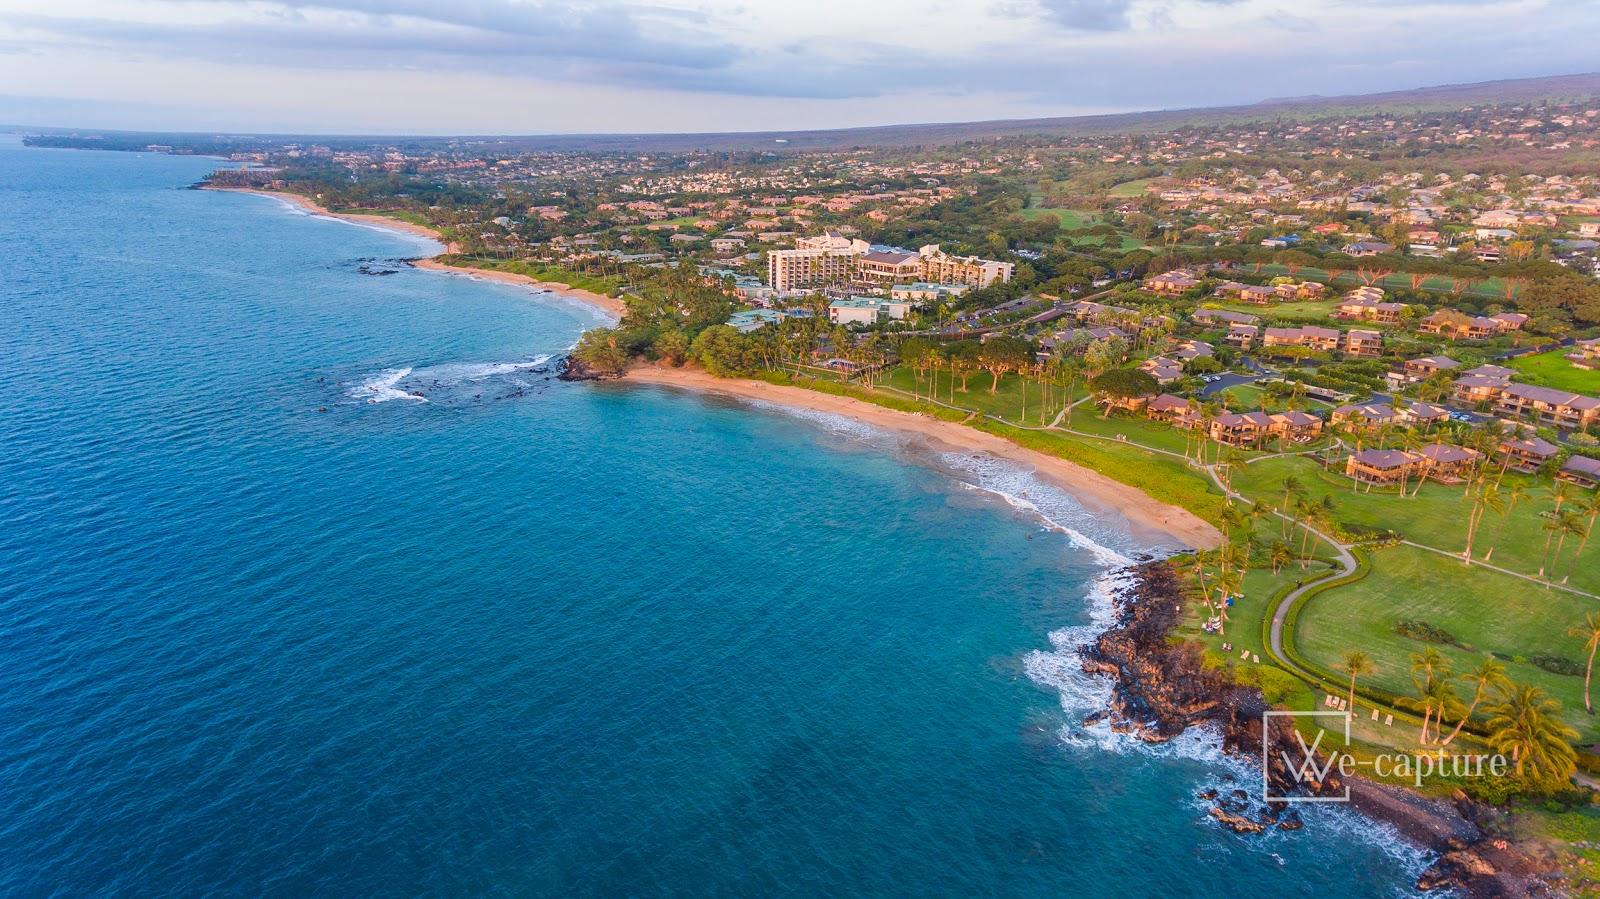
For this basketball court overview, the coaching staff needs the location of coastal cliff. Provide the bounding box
[1081,562,1555,898]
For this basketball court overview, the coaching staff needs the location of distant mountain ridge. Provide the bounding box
[15,71,1600,154]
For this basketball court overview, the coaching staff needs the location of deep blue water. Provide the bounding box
[0,135,1423,896]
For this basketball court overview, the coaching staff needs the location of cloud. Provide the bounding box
[1036,0,1136,30]
[7,1,738,72]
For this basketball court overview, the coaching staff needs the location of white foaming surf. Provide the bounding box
[1025,573,1435,883]
[347,355,553,404]
[350,367,423,404]
[940,451,1139,566]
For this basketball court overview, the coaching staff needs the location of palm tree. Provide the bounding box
[1269,541,1293,575]
[1482,481,1529,561]
[1568,492,1600,566]
[1485,684,1579,789]
[1569,612,1600,715]
[1441,657,1509,745]
[1551,480,1575,519]
[1410,648,1450,744]
[1340,650,1374,716]
[1424,676,1461,744]
[1552,511,1586,582]
[1461,480,1502,566]
[1279,475,1304,540]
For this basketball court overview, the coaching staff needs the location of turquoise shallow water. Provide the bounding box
[0,135,1424,896]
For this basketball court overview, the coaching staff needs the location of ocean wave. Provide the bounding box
[941,452,1138,566]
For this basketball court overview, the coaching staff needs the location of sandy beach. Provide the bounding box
[623,365,1223,551]
[412,258,626,318]
[205,187,624,319]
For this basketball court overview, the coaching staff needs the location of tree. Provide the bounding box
[1569,612,1600,715]
[1269,541,1293,575]
[979,336,1032,394]
[570,327,630,377]
[1441,657,1509,745]
[690,325,751,377]
[655,328,690,366]
[1485,684,1578,791]
[1410,648,1451,744]
[1340,650,1374,717]
[1088,368,1158,416]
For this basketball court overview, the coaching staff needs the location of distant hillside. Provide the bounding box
[17,71,1600,155]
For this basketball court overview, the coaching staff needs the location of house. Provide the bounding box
[1333,295,1407,325]
[1331,402,1398,432]
[1493,383,1600,431]
[1238,285,1279,305]
[1405,355,1460,379]
[1192,308,1259,327]
[1343,241,1395,256]
[1452,368,1515,406]
[1344,329,1384,358]
[1139,356,1186,385]
[1210,410,1275,446]
[1420,309,1517,341]
[1400,402,1451,428]
[1268,410,1324,443]
[1345,449,1424,484]
[1144,270,1199,294]
[1498,436,1561,473]
[1262,326,1341,352]
[1225,323,1260,348]
[1568,338,1600,370]
[1146,394,1199,427]
[1172,339,1214,363]
[1416,444,1481,483]
[1559,455,1600,489]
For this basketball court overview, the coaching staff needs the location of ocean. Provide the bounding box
[0,135,1424,896]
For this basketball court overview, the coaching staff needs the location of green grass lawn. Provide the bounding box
[1228,455,1600,595]
[1510,347,1600,395]
[1107,177,1159,198]
[1062,408,1199,456]
[875,366,1074,427]
[1294,544,1600,736]
[1213,299,1340,322]
[1020,207,1100,229]
[332,207,431,227]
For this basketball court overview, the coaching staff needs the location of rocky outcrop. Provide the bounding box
[1080,561,1556,898]
[556,354,623,382]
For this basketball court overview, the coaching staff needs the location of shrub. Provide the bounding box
[1531,654,1585,677]
[1395,619,1460,647]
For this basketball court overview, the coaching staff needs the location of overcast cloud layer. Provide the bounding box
[0,0,1595,134]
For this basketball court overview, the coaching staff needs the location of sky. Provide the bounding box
[0,0,1597,135]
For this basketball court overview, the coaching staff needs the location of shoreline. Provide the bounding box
[1085,563,1550,897]
[620,364,1223,552]
[202,186,624,320]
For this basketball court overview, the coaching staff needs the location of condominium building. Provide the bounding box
[915,244,1015,288]
[766,234,870,291]
[766,235,1013,292]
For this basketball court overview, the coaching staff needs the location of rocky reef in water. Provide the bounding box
[1079,561,1556,897]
